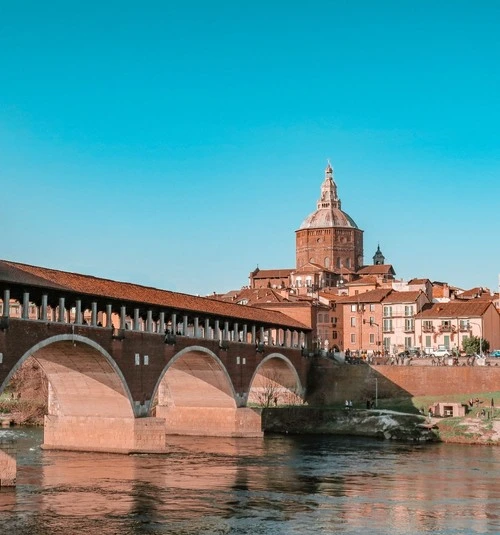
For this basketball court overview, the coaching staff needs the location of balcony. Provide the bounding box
[422,325,434,333]
[439,325,452,332]
[404,327,415,333]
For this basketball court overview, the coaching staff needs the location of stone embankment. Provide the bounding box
[263,407,437,442]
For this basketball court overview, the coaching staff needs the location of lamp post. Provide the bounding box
[375,377,378,408]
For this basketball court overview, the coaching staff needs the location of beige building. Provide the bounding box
[415,301,500,353]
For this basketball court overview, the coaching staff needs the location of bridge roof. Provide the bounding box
[0,259,309,331]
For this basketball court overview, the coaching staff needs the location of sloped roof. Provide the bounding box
[338,288,392,304]
[250,268,293,279]
[357,265,395,276]
[416,301,494,319]
[231,288,290,306]
[292,262,338,275]
[383,290,422,304]
[408,278,430,285]
[0,259,308,330]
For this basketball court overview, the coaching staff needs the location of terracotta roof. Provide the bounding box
[408,278,430,285]
[0,259,308,330]
[346,276,378,286]
[231,288,290,306]
[338,288,392,304]
[357,265,395,276]
[383,291,422,304]
[416,301,495,319]
[250,269,293,279]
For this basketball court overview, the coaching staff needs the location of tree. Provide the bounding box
[462,336,489,355]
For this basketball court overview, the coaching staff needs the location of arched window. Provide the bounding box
[325,257,330,268]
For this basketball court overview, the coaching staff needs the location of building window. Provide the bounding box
[405,336,412,349]
[369,304,375,311]
[351,304,357,312]
[404,305,413,316]
[369,334,375,344]
[350,317,356,327]
[369,316,375,325]
[383,337,391,350]
[405,319,414,332]
[423,320,433,332]
[383,306,392,317]
[383,319,393,332]
[350,333,356,343]
[425,335,431,348]
[332,331,338,339]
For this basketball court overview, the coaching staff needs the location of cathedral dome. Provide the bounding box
[298,162,358,230]
[299,207,358,229]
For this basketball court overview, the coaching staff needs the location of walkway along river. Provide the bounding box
[0,427,499,535]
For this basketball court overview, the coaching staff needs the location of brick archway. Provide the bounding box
[1,334,134,419]
[247,353,304,407]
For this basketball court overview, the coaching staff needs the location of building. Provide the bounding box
[415,301,500,353]
[295,162,364,274]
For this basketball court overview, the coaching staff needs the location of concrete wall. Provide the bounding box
[0,438,16,487]
[308,361,500,405]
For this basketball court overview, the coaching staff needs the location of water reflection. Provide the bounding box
[0,429,499,534]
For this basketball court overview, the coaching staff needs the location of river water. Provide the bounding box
[0,428,499,535]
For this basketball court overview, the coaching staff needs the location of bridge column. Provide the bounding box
[159,312,165,333]
[2,289,9,317]
[105,304,113,328]
[158,407,263,438]
[120,306,127,329]
[41,294,48,321]
[204,318,210,339]
[243,324,248,343]
[75,300,82,324]
[259,326,265,344]
[223,321,229,341]
[0,438,16,487]
[146,310,153,333]
[194,317,199,338]
[44,415,166,453]
[171,313,177,334]
[233,322,239,342]
[251,325,256,344]
[182,315,188,336]
[215,320,221,340]
[58,297,66,323]
[22,292,29,319]
[133,308,140,330]
[91,302,98,326]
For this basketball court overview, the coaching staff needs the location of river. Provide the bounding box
[0,428,499,534]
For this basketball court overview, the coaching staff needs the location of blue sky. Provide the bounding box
[1,1,499,296]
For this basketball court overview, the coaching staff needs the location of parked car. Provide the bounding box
[490,349,500,358]
[431,346,450,358]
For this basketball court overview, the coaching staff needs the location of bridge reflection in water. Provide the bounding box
[1,429,500,535]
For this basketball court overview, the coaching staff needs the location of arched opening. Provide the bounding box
[152,347,261,437]
[153,347,236,411]
[247,354,304,408]
[0,335,163,452]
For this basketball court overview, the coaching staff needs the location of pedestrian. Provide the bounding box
[349,400,353,408]
[345,399,349,409]
[491,398,495,408]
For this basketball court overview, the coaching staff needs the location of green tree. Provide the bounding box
[462,336,489,355]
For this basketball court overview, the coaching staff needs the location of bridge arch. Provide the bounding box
[247,352,304,407]
[1,334,135,419]
[152,345,237,411]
